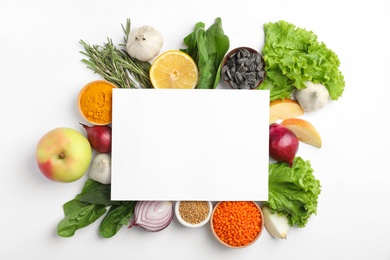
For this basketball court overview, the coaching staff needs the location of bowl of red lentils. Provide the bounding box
[175,201,213,228]
[210,201,264,248]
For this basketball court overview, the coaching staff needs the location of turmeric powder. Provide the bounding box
[78,80,116,125]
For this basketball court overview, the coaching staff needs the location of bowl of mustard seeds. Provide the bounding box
[175,201,213,228]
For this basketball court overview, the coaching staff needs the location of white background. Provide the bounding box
[1,0,389,259]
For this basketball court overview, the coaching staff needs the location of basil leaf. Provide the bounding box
[99,201,136,238]
[57,204,107,237]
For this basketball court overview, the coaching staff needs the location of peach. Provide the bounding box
[269,98,304,124]
[280,118,322,148]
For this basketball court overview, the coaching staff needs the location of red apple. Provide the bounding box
[36,127,92,182]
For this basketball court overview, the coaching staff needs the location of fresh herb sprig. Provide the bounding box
[79,19,152,89]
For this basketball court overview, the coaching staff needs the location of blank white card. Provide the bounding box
[111,89,269,201]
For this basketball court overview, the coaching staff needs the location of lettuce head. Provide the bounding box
[259,20,345,101]
[265,157,321,228]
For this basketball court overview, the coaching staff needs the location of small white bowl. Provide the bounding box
[175,201,213,228]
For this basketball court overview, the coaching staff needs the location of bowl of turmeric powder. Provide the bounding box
[210,201,264,248]
[78,80,118,125]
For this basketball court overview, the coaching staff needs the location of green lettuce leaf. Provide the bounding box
[265,157,321,228]
[259,20,345,101]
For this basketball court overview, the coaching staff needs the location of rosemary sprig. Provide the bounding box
[79,19,152,88]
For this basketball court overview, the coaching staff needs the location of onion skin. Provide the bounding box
[262,206,289,239]
[129,201,173,232]
[80,123,112,153]
[269,123,299,166]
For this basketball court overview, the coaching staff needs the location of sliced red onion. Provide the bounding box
[129,201,173,232]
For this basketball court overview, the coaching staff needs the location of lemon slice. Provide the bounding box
[150,50,198,89]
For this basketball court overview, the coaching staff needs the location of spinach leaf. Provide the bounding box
[63,199,90,216]
[57,179,137,238]
[182,22,204,62]
[57,204,107,237]
[99,201,136,238]
[58,179,111,237]
[78,181,112,206]
[205,18,230,88]
[181,17,229,89]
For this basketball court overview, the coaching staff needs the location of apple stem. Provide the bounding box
[59,152,65,159]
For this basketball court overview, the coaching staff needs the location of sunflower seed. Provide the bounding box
[237,64,247,73]
[230,66,236,75]
[226,69,232,80]
[235,72,244,83]
[222,65,229,74]
[237,57,249,64]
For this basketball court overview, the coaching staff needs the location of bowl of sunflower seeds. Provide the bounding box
[221,47,266,90]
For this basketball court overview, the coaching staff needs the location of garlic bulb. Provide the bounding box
[294,81,330,112]
[126,25,163,62]
[89,153,111,184]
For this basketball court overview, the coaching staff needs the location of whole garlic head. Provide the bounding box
[294,81,330,112]
[126,25,163,62]
[89,153,111,185]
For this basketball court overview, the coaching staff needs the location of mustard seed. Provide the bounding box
[179,201,210,225]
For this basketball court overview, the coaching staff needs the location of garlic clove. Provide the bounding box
[262,206,289,239]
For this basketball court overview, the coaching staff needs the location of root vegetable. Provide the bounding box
[128,201,173,232]
[80,123,112,153]
[89,153,111,184]
[269,123,299,166]
[294,81,330,111]
[262,206,289,239]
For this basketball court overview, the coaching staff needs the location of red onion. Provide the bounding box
[269,123,299,167]
[80,123,112,153]
[129,201,173,232]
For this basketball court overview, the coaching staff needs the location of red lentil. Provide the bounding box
[212,201,262,247]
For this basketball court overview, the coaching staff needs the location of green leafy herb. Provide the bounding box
[259,20,345,101]
[57,204,107,237]
[181,17,230,89]
[264,156,321,228]
[57,179,135,238]
[80,19,153,89]
[99,201,136,238]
